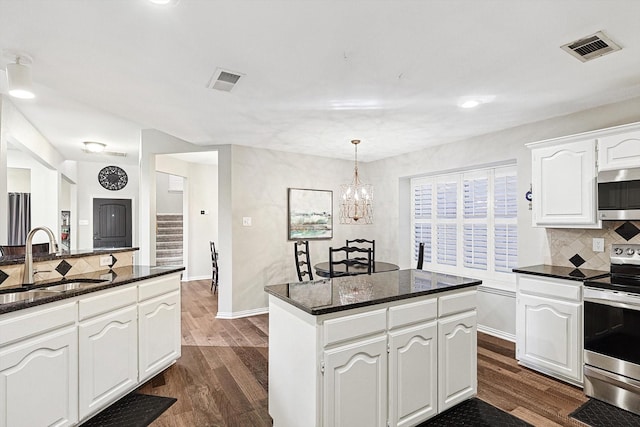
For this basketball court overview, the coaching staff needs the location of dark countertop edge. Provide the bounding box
[0,266,184,315]
[0,247,140,267]
[265,280,481,316]
[512,265,609,281]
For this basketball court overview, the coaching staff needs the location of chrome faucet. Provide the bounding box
[22,226,58,285]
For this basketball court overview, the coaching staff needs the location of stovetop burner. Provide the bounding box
[586,244,640,294]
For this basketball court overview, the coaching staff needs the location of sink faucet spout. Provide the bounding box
[22,226,58,285]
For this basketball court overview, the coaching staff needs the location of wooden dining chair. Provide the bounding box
[346,239,375,263]
[329,246,372,278]
[417,242,425,270]
[210,241,219,293]
[294,240,313,282]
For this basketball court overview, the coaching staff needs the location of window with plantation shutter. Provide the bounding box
[410,164,517,279]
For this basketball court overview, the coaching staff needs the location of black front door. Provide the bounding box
[93,198,132,248]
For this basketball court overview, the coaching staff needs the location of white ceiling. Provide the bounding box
[1,0,640,165]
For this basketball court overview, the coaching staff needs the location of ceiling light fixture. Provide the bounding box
[460,100,480,109]
[148,0,180,5]
[340,139,373,224]
[4,53,35,99]
[83,141,107,153]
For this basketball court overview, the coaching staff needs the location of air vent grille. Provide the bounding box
[561,31,621,62]
[207,68,244,92]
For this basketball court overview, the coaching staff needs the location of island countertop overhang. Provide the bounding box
[264,269,482,315]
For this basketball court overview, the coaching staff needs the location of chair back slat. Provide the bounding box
[294,240,313,282]
[210,241,220,293]
[329,246,372,277]
[346,239,375,263]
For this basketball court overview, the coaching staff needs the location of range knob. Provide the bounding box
[614,247,624,255]
[627,248,636,256]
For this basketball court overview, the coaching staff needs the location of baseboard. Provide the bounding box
[216,306,269,319]
[478,324,515,342]
[181,274,210,282]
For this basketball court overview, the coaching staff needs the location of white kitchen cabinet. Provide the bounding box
[138,275,181,382]
[598,130,640,171]
[78,286,138,420]
[516,275,582,386]
[528,138,599,227]
[268,286,478,427]
[0,302,78,427]
[323,335,388,427]
[388,321,437,427]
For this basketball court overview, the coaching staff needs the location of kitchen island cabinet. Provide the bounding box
[265,269,480,427]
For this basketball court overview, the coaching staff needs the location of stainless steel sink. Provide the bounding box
[41,281,107,292]
[0,289,60,304]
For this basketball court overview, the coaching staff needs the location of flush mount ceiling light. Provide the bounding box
[148,0,180,5]
[458,95,495,109]
[339,139,373,224]
[460,100,480,109]
[83,141,106,153]
[3,51,35,99]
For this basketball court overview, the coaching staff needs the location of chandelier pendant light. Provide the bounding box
[340,139,373,224]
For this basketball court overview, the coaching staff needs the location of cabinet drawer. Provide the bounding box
[388,297,437,330]
[0,302,76,346]
[518,275,581,301]
[323,308,387,347]
[138,274,181,301]
[438,290,477,317]
[79,286,137,321]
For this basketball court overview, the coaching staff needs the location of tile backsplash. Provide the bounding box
[546,221,640,271]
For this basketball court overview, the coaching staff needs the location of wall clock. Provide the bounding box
[98,166,128,191]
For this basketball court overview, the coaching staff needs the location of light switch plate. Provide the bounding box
[100,255,112,266]
[242,217,252,226]
[593,238,605,252]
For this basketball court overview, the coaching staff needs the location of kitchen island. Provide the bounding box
[265,269,481,427]
[0,261,184,427]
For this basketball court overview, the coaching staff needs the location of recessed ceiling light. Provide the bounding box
[460,100,480,109]
[148,0,179,5]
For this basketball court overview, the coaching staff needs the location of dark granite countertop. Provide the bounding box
[264,269,481,315]
[0,265,184,315]
[512,264,609,281]
[0,247,139,267]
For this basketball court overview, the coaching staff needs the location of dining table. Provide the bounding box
[314,261,400,278]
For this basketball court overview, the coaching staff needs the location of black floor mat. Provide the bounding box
[570,398,640,427]
[80,392,176,427]
[417,397,532,426]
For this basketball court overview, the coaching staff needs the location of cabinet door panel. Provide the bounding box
[389,322,437,427]
[516,294,581,382]
[0,327,78,427]
[531,139,597,226]
[79,305,138,419]
[323,335,387,427]
[438,311,477,412]
[598,131,640,171]
[139,291,181,381]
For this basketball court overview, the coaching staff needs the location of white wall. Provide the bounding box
[155,172,183,214]
[75,161,139,250]
[7,167,30,193]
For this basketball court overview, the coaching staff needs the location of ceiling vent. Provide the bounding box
[561,31,622,62]
[207,68,244,92]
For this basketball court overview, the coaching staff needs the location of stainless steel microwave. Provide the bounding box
[597,167,640,220]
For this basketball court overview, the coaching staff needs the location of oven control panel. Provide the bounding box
[611,244,640,265]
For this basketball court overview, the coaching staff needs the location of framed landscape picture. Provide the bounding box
[288,188,333,240]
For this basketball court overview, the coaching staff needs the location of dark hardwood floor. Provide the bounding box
[140,279,589,426]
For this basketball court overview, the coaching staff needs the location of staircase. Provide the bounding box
[156,213,184,267]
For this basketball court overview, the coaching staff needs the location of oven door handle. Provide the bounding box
[584,296,640,311]
[585,365,640,393]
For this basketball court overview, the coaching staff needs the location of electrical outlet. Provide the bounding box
[100,255,112,266]
[242,217,252,226]
[593,238,605,252]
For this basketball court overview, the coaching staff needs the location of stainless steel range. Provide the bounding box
[584,243,640,415]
